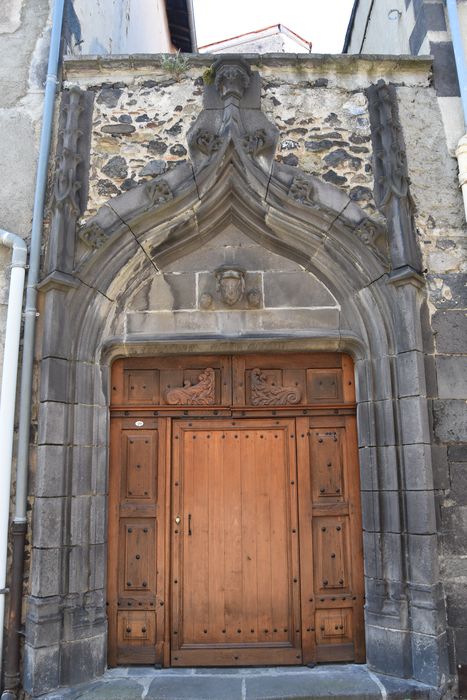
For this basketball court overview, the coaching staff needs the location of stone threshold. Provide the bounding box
[38,664,438,700]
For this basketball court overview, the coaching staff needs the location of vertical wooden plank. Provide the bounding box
[296,416,316,665]
[342,354,356,403]
[232,356,246,405]
[107,417,121,667]
[345,415,365,661]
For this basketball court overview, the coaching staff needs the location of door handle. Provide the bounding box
[188,513,192,536]
[175,516,181,525]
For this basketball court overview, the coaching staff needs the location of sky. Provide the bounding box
[192,0,355,54]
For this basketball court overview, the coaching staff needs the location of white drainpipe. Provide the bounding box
[0,230,27,667]
[446,0,467,219]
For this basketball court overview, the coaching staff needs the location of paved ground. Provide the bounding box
[38,665,437,699]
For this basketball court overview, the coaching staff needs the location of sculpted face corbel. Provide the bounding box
[215,267,246,306]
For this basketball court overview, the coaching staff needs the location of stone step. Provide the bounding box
[38,665,436,700]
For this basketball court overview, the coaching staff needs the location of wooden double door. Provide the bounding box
[108,353,365,667]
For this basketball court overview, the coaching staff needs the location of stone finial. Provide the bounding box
[213,59,251,101]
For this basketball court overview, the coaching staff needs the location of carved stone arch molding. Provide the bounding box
[27,58,447,697]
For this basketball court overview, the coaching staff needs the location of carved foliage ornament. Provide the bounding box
[166,368,216,405]
[146,179,173,206]
[250,368,302,406]
[289,176,314,205]
[243,128,269,157]
[79,222,107,249]
[192,128,223,156]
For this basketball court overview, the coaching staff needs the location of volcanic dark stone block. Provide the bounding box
[399,396,431,445]
[140,159,167,176]
[100,123,135,135]
[170,143,187,156]
[40,357,70,403]
[324,148,361,168]
[35,444,68,497]
[78,680,144,700]
[405,491,437,534]
[38,401,68,445]
[24,643,61,697]
[323,169,347,185]
[244,668,380,699]
[30,548,61,597]
[60,635,106,687]
[403,444,434,490]
[411,631,449,686]
[96,87,122,108]
[432,443,449,490]
[407,534,439,584]
[432,310,467,353]
[436,356,467,399]
[263,270,335,308]
[70,495,91,546]
[165,119,183,136]
[101,155,128,179]
[33,498,64,547]
[366,625,412,678]
[148,675,242,699]
[148,139,168,155]
[305,139,333,151]
[448,444,467,462]
[441,505,467,555]
[396,350,426,397]
[433,399,467,442]
[427,273,467,309]
[283,153,299,166]
[350,186,373,201]
[96,178,119,196]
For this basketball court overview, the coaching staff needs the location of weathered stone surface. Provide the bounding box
[433,400,467,442]
[96,87,122,108]
[101,123,135,135]
[432,310,467,353]
[140,159,167,176]
[101,155,128,179]
[436,356,467,399]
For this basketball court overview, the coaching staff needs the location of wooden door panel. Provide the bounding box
[121,431,158,501]
[234,354,354,407]
[313,517,351,594]
[171,419,302,666]
[309,428,346,503]
[111,356,232,407]
[108,418,167,666]
[119,519,156,593]
[297,415,365,664]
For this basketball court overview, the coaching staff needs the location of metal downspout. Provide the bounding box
[446,0,467,219]
[1,0,65,697]
[0,231,27,675]
[186,0,198,52]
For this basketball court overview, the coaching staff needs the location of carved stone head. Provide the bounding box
[215,267,245,306]
[214,60,251,101]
